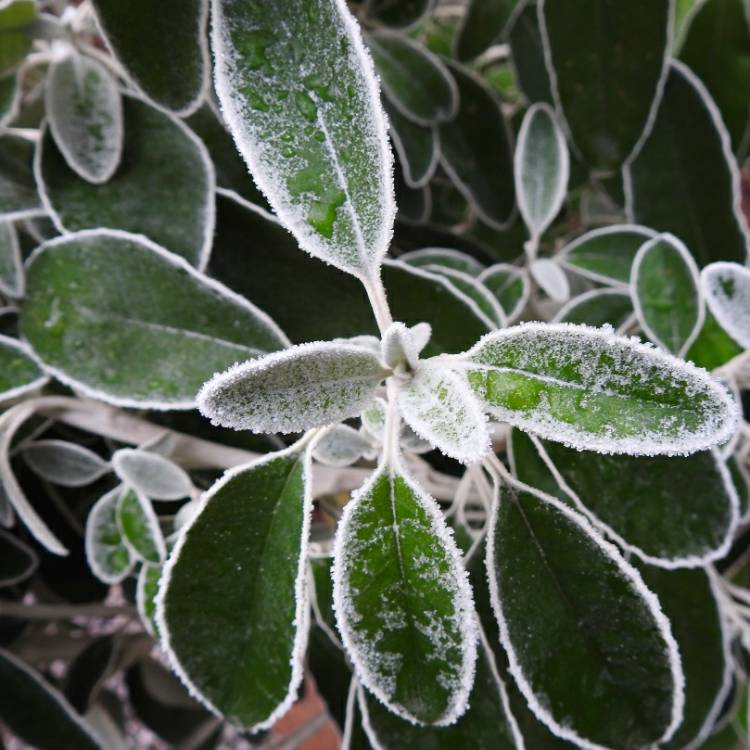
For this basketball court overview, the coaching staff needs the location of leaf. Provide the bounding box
[397,360,490,464]
[21,230,288,409]
[359,631,523,749]
[507,4,554,105]
[553,288,634,329]
[0,133,41,220]
[478,264,529,323]
[45,52,123,185]
[22,440,109,487]
[0,219,21,296]
[137,564,161,637]
[624,61,749,266]
[91,0,209,116]
[0,334,46,402]
[384,99,439,188]
[0,69,20,127]
[0,529,37,587]
[64,636,118,713]
[463,322,738,455]
[637,566,732,750]
[529,258,569,303]
[369,31,457,126]
[508,427,569,502]
[701,261,750,348]
[157,446,312,730]
[313,424,371,467]
[439,61,515,229]
[332,462,477,725]
[212,0,394,280]
[37,95,215,268]
[85,487,133,584]
[366,0,435,29]
[487,480,684,749]
[0,648,104,750]
[116,489,165,565]
[514,103,568,240]
[632,233,703,355]
[0,0,36,74]
[559,224,657,285]
[455,0,522,61]
[540,440,739,567]
[381,321,429,370]
[399,247,485,276]
[112,449,192,500]
[686,309,744,370]
[539,0,672,170]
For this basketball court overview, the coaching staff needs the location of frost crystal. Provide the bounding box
[701,262,750,349]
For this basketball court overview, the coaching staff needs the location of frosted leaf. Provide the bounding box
[361,396,387,440]
[514,103,569,240]
[397,360,490,464]
[0,335,47,405]
[116,488,166,565]
[381,321,430,370]
[313,424,371,467]
[198,341,389,434]
[332,460,478,725]
[0,220,22,297]
[85,487,134,584]
[463,322,739,456]
[399,247,485,276]
[478,264,529,323]
[701,262,750,349]
[553,288,634,330]
[112,449,192,501]
[45,51,124,184]
[333,334,382,353]
[137,563,162,638]
[212,0,395,279]
[529,258,570,303]
[173,498,201,532]
[399,423,432,454]
[22,440,109,488]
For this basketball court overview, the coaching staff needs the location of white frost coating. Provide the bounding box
[701,262,750,349]
[361,396,387,440]
[112,449,192,500]
[478,264,530,323]
[558,224,658,286]
[387,114,440,189]
[485,476,685,749]
[136,563,160,638]
[0,529,38,587]
[462,321,740,456]
[514,103,569,241]
[342,679,365,750]
[45,51,124,184]
[173,497,200,532]
[551,288,632,325]
[84,486,134,583]
[0,221,24,297]
[0,648,106,748]
[34,92,218,272]
[155,443,313,733]
[0,70,21,129]
[116,487,167,564]
[0,335,49,405]
[425,265,506,328]
[22,228,289,411]
[331,458,478,727]
[22,439,109,487]
[530,435,740,569]
[409,322,432,356]
[381,321,430,370]
[211,0,395,280]
[313,424,371,467]
[529,258,569,303]
[399,247,485,276]
[623,60,750,266]
[397,360,490,464]
[630,233,704,357]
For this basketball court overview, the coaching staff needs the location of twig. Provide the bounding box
[0,601,135,620]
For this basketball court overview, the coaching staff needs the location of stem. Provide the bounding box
[382,380,401,467]
[0,602,135,620]
[363,270,393,335]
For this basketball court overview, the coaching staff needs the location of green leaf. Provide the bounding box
[0,219,21,296]
[0,133,41,220]
[637,566,732,750]
[0,334,46,402]
[137,564,161,637]
[85,487,134,584]
[0,1,36,75]
[359,633,523,749]
[701,261,750,348]
[729,455,750,520]
[464,322,738,455]
[0,529,37,587]
[63,636,118,713]
[624,61,749,266]
[632,233,703,355]
[158,447,312,730]
[508,427,568,501]
[212,0,394,280]
[540,0,672,170]
[399,247,485,276]
[478,264,529,322]
[559,224,656,285]
[514,103,568,241]
[367,0,435,29]
[686,309,744,370]
[487,481,683,749]
[22,440,109,487]
[91,0,209,115]
[333,462,476,725]
[209,196,491,354]
[554,288,634,328]
[384,99,438,188]
[45,52,123,185]
[541,440,739,566]
[439,61,515,229]
[0,69,20,126]
[116,489,165,565]
[37,95,215,268]
[456,0,521,61]
[21,230,288,409]
[680,0,750,155]
[369,30,457,125]
[0,648,103,750]
[507,4,553,105]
